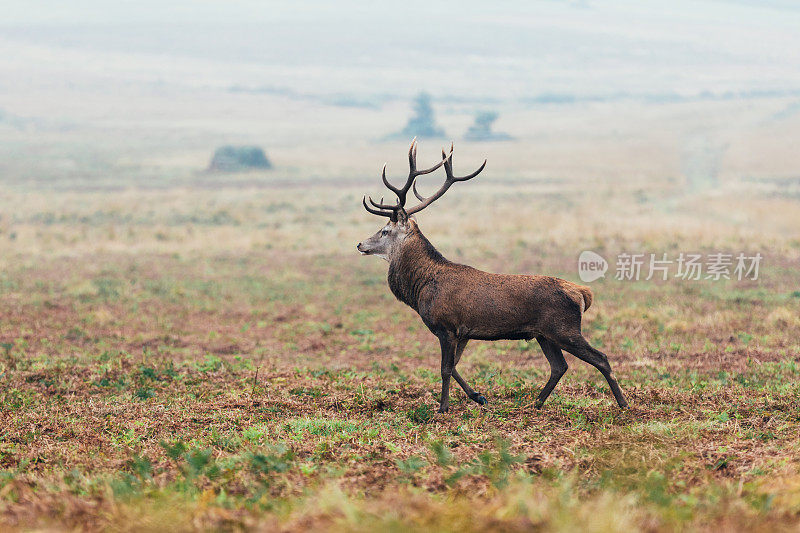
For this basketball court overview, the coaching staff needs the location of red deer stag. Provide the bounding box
[357,140,628,413]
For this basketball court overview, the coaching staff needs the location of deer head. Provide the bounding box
[357,138,486,261]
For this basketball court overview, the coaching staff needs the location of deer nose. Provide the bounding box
[356,242,362,250]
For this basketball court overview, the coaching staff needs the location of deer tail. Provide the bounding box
[579,286,593,312]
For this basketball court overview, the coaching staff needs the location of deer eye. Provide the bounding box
[381,229,389,236]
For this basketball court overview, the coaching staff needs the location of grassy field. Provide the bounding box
[2,4,800,528]
[1,172,799,531]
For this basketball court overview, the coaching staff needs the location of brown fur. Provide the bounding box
[383,219,627,412]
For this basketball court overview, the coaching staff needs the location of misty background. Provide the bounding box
[1,0,800,193]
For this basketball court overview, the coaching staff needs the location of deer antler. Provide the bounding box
[405,142,486,216]
[384,137,446,207]
[362,139,485,221]
[363,138,447,221]
[361,196,397,218]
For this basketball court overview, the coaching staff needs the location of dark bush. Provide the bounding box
[208,146,272,172]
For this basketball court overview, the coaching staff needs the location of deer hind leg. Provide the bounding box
[534,336,568,408]
[451,339,487,405]
[555,334,628,409]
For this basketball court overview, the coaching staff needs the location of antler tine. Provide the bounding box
[362,196,395,218]
[408,137,417,173]
[412,181,424,202]
[381,138,447,208]
[411,138,447,178]
[368,195,399,210]
[381,164,398,195]
[406,143,486,216]
[450,158,487,182]
[441,142,486,182]
[413,147,451,202]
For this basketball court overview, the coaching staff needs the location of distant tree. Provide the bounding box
[208,146,272,172]
[464,111,512,141]
[398,92,446,139]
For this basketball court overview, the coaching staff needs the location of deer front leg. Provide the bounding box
[437,333,456,413]
[452,339,487,405]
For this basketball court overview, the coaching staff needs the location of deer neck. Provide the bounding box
[387,227,448,311]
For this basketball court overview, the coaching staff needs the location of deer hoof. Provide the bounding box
[471,393,488,405]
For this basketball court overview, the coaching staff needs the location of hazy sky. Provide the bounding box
[2,1,800,100]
